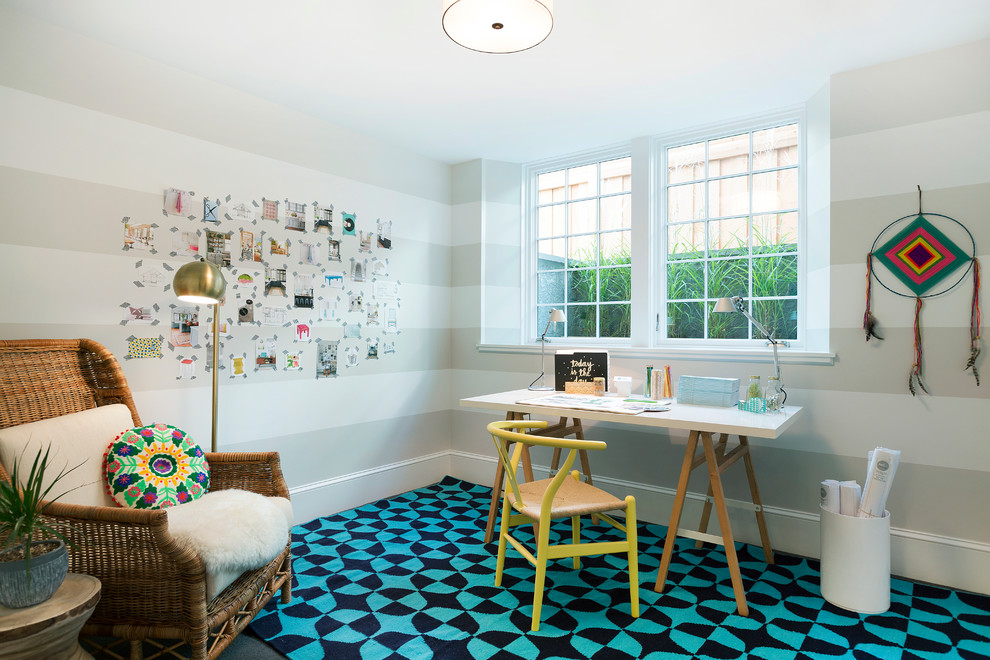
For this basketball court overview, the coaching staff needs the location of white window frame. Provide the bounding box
[654,109,807,350]
[524,144,634,344]
[520,110,812,356]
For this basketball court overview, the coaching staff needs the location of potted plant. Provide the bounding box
[0,444,80,608]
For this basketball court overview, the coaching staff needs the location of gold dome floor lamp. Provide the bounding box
[173,258,226,451]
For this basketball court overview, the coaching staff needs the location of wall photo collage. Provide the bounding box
[121,188,400,382]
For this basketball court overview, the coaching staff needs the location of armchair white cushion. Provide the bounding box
[0,403,132,507]
[0,405,293,602]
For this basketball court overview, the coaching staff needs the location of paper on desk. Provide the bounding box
[859,447,900,518]
[517,393,649,415]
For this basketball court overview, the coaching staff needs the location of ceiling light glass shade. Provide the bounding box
[173,259,226,305]
[442,0,553,54]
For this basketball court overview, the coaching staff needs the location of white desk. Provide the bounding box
[460,388,804,617]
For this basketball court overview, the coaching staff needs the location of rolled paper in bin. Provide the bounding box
[820,506,891,614]
[860,447,900,518]
[820,479,840,513]
[838,480,861,517]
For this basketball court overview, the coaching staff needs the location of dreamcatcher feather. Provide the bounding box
[967,258,982,385]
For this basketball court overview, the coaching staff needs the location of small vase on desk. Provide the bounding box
[746,375,761,401]
[765,376,783,412]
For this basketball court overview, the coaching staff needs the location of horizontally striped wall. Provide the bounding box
[0,8,454,525]
[451,39,990,594]
[1,6,986,594]
[821,38,990,590]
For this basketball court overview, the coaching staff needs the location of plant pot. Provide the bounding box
[0,539,68,608]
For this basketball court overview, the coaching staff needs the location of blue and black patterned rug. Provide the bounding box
[250,477,990,659]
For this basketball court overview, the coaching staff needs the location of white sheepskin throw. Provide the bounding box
[165,489,292,600]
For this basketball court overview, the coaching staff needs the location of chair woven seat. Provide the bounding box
[510,476,627,519]
[488,419,639,631]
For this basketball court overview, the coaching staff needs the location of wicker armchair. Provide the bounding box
[0,339,292,660]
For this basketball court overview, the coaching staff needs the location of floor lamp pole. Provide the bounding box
[172,257,225,453]
[210,302,219,453]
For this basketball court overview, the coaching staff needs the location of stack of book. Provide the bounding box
[676,375,740,407]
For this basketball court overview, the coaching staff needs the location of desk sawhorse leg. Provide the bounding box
[653,431,773,617]
[483,412,591,544]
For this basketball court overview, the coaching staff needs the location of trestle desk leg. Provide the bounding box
[655,430,699,593]
[741,435,774,564]
[485,411,529,544]
[701,431,749,617]
[695,433,728,548]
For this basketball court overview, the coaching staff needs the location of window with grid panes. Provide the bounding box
[664,123,799,341]
[535,157,632,339]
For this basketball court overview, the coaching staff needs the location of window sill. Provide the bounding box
[476,343,836,366]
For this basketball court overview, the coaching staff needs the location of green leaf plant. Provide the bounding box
[0,444,82,584]
[554,222,797,340]
[566,242,632,338]
[667,222,797,340]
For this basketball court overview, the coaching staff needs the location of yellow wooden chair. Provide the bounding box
[488,420,640,631]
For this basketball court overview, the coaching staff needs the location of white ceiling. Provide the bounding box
[5,0,990,165]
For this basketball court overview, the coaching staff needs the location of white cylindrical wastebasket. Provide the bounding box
[820,506,891,614]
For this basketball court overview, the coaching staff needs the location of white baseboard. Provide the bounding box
[448,449,990,596]
[288,451,451,525]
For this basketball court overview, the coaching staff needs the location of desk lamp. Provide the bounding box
[713,296,786,405]
[529,308,566,391]
[173,258,226,451]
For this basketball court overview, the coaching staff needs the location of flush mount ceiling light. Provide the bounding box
[442,0,553,54]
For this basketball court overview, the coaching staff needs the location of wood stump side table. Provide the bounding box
[0,573,101,660]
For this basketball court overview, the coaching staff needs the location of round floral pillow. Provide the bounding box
[104,424,210,509]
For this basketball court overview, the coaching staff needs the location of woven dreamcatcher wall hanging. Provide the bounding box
[864,187,981,395]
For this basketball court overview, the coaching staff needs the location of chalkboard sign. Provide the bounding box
[554,351,609,391]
